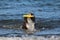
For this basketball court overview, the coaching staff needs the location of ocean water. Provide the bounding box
[0,0,60,40]
[0,0,60,20]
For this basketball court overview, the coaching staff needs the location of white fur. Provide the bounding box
[26,18,36,32]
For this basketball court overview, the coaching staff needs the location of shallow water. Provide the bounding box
[0,27,60,37]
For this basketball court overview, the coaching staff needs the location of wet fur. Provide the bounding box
[22,13,35,30]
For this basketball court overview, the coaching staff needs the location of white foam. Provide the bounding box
[0,36,60,40]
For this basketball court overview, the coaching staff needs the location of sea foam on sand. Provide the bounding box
[0,36,60,40]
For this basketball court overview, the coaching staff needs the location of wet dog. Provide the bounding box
[22,13,36,34]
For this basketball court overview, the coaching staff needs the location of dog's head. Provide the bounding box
[23,13,35,23]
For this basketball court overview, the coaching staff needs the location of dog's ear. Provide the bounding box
[30,13,35,22]
[31,17,35,22]
[22,22,28,30]
[24,17,28,23]
[30,13,34,15]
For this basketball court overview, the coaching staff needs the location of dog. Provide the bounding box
[22,13,36,34]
